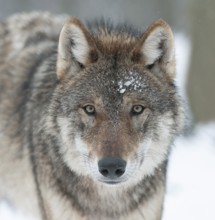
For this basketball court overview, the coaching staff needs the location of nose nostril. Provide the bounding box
[115,168,125,177]
[100,169,109,177]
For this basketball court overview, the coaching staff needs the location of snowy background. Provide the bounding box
[164,35,215,220]
[163,123,215,220]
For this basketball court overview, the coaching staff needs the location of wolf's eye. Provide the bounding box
[83,105,96,115]
[131,105,144,115]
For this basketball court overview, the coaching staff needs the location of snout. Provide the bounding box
[98,157,127,183]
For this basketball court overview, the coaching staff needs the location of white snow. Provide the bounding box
[119,88,126,94]
[163,123,215,220]
[117,71,145,94]
[124,79,135,87]
[0,201,37,220]
[174,33,192,98]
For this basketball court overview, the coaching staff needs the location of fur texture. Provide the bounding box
[0,12,184,220]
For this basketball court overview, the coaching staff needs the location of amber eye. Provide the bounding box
[83,105,96,115]
[131,105,144,115]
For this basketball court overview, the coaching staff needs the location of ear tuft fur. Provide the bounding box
[57,18,95,79]
[136,19,175,79]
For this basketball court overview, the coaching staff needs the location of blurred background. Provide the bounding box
[0,0,215,123]
[0,1,215,220]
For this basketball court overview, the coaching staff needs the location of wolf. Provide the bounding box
[0,12,184,220]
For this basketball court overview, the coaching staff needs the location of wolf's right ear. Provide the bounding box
[133,19,175,79]
[57,18,97,79]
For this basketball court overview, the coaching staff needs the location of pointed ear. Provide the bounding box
[57,18,97,79]
[134,19,175,79]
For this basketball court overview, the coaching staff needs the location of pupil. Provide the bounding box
[87,106,94,112]
[135,106,141,112]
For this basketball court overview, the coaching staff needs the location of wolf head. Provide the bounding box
[50,18,184,187]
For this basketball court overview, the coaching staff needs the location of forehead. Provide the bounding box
[86,63,161,96]
[77,65,162,104]
[64,63,175,114]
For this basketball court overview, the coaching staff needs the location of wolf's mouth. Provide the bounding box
[103,181,120,185]
[99,179,126,185]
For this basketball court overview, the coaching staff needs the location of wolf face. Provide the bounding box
[49,18,183,187]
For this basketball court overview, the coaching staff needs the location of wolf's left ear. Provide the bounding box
[57,18,97,79]
[134,19,175,79]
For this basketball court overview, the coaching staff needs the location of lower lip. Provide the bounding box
[100,180,123,185]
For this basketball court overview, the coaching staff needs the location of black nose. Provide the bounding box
[98,157,126,179]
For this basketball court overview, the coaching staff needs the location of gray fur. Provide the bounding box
[0,12,185,220]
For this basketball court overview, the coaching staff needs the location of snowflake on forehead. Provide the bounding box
[117,71,145,94]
